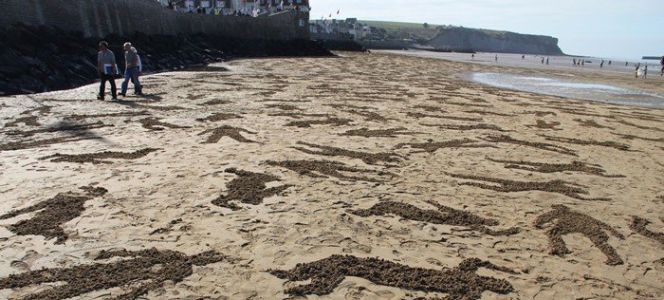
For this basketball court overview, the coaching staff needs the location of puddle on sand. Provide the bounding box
[472,72,664,108]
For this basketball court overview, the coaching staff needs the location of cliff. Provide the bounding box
[428,27,563,55]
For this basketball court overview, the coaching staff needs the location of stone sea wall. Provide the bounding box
[0,0,309,40]
[0,0,325,95]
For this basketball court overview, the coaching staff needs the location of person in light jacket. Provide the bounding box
[119,42,142,97]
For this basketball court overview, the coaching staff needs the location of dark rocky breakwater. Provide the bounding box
[0,24,332,96]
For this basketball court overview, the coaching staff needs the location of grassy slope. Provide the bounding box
[360,20,514,39]
[359,20,441,40]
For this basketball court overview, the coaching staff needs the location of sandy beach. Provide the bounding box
[0,51,663,299]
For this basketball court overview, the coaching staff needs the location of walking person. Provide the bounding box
[120,42,142,97]
[660,56,664,76]
[97,41,117,100]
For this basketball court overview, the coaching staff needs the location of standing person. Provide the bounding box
[600,60,604,68]
[541,57,545,64]
[132,47,143,95]
[495,54,498,62]
[120,42,142,97]
[643,64,648,79]
[546,57,549,65]
[573,58,576,66]
[97,41,117,100]
[660,56,664,76]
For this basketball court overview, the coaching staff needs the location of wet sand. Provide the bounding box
[0,52,663,299]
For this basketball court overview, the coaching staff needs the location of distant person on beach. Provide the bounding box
[495,54,498,62]
[660,56,664,76]
[608,60,612,66]
[541,57,545,64]
[600,60,604,68]
[643,65,648,79]
[572,58,576,65]
[120,42,142,97]
[546,57,549,65]
[97,41,117,100]
[522,55,525,60]
[471,53,475,60]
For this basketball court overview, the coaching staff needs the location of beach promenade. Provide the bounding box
[0,52,662,299]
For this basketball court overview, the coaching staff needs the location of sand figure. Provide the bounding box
[293,142,402,165]
[42,148,160,164]
[6,121,112,137]
[342,109,389,122]
[527,120,561,130]
[487,158,623,177]
[285,117,352,128]
[481,135,577,156]
[66,111,149,121]
[351,201,519,236]
[0,248,225,300]
[212,168,292,210]
[269,255,515,299]
[0,135,99,152]
[630,216,664,245]
[269,112,329,119]
[138,117,189,131]
[198,99,231,106]
[395,139,495,153]
[5,115,40,127]
[541,135,631,151]
[339,127,417,138]
[0,186,107,243]
[445,173,609,201]
[196,113,242,122]
[198,126,257,143]
[535,205,624,265]
[407,112,483,122]
[266,160,390,182]
[432,123,508,132]
[573,118,614,129]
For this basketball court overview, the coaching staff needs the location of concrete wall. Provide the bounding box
[0,0,309,40]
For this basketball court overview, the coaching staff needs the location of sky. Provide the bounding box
[311,0,663,60]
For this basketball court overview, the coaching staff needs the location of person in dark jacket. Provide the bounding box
[96,41,117,100]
